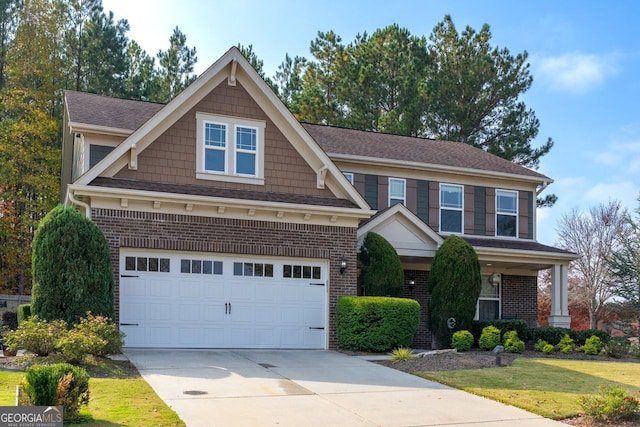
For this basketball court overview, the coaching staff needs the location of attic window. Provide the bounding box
[196,112,265,185]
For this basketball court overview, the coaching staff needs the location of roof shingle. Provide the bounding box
[302,123,549,181]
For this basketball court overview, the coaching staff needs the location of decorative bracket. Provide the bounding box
[129,142,138,170]
[316,165,328,189]
[228,59,238,86]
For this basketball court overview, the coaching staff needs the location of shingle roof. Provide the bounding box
[302,123,549,181]
[90,177,359,209]
[65,91,164,131]
[462,236,575,255]
[65,91,549,181]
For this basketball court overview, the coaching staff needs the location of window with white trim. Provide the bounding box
[343,172,354,185]
[196,113,265,184]
[440,183,463,233]
[496,189,518,237]
[389,178,406,206]
[476,275,500,321]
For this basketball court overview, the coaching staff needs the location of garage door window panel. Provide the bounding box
[125,256,170,273]
[181,259,223,274]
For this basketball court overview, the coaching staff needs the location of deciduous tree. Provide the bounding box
[556,201,628,329]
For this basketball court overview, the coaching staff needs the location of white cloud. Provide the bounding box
[535,52,617,93]
[584,181,639,207]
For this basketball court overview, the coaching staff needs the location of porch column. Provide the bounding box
[548,263,571,328]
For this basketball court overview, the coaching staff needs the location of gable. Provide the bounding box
[357,204,443,258]
[114,81,332,197]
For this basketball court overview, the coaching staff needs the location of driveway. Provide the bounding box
[125,349,565,427]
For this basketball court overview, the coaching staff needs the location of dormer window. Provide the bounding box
[196,112,265,185]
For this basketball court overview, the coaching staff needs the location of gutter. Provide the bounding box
[67,190,91,219]
[536,180,550,196]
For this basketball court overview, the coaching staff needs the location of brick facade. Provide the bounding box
[404,270,538,349]
[92,208,358,350]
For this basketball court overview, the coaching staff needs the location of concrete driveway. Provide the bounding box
[125,349,565,427]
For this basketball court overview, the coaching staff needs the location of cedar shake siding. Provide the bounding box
[92,208,358,350]
[115,82,335,198]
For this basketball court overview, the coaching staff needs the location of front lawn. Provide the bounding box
[0,368,184,426]
[417,358,640,420]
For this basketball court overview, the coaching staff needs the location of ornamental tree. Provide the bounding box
[31,205,114,324]
[428,235,481,348]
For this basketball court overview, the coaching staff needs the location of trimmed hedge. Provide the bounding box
[336,296,420,352]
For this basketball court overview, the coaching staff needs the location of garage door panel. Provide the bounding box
[120,252,327,349]
[148,303,172,321]
[177,304,201,321]
[149,279,173,297]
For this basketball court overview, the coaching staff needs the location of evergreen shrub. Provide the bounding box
[359,232,404,297]
[428,235,481,348]
[336,296,419,352]
[31,206,114,325]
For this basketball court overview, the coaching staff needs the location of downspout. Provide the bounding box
[67,189,91,219]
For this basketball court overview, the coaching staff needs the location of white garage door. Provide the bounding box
[119,250,327,349]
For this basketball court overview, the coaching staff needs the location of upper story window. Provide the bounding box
[496,189,518,237]
[389,178,406,206]
[196,112,266,185]
[440,183,463,233]
[343,172,354,185]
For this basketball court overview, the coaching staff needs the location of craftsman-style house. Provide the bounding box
[60,47,576,349]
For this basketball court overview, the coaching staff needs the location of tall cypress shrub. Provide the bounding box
[359,232,404,297]
[31,205,114,324]
[427,235,481,348]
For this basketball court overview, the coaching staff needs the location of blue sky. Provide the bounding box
[102,0,640,245]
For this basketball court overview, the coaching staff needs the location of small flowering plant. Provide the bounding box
[578,385,640,421]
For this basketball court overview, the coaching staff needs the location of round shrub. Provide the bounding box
[534,339,549,352]
[581,335,603,355]
[428,235,481,348]
[503,330,524,353]
[359,232,404,297]
[4,316,67,356]
[31,205,114,325]
[479,325,501,350]
[542,343,555,354]
[20,363,90,420]
[451,330,474,351]
[556,334,575,354]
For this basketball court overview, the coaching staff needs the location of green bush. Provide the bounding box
[479,325,502,350]
[57,329,105,364]
[472,319,532,344]
[581,335,603,355]
[503,330,525,353]
[336,296,420,352]
[4,316,67,356]
[604,337,631,358]
[428,235,482,348]
[542,343,555,354]
[534,339,549,352]
[31,205,114,325]
[451,330,474,351]
[533,326,574,346]
[1,310,18,331]
[631,345,640,359]
[17,304,31,324]
[556,334,575,354]
[578,386,640,421]
[20,363,90,420]
[74,313,124,356]
[574,329,611,346]
[359,232,404,297]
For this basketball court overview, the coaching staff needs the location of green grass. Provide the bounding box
[416,358,640,420]
[0,370,185,426]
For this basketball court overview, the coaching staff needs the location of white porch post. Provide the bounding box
[548,263,571,328]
